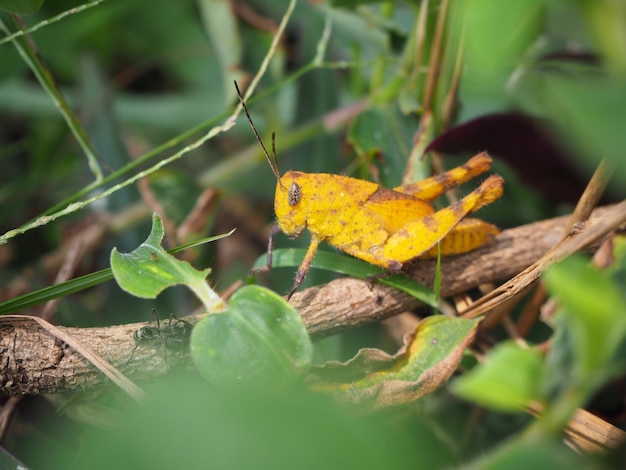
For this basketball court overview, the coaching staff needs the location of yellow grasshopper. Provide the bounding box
[235,82,503,299]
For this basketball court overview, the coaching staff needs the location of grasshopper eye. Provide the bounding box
[288,182,302,206]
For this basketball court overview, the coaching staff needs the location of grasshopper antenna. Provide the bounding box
[234,81,282,185]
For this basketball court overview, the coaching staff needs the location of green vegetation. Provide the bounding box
[1,1,625,468]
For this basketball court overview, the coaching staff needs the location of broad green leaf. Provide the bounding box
[110,213,224,312]
[68,376,423,469]
[253,248,438,307]
[191,285,313,386]
[308,315,478,411]
[464,439,583,470]
[543,256,626,383]
[0,231,231,315]
[451,341,544,412]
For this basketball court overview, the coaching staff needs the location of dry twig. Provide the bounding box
[1,204,619,396]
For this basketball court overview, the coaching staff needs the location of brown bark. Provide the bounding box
[0,205,616,396]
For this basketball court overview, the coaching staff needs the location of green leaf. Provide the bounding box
[464,439,583,470]
[0,0,44,14]
[190,285,313,386]
[541,314,577,398]
[0,231,232,315]
[110,213,224,312]
[0,444,27,469]
[69,376,424,469]
[0,268,112,315]
[540,77,626,196]
[464,0,543,91]
[451,341,544,412]
[347,105,418,187]
[543,256,626,383]
[253,248,438,307]
[308,316,479,411]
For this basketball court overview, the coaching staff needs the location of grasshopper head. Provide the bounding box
[233,82,307,238]
[275,171,307,237]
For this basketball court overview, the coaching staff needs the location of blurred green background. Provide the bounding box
[1,0,625,468]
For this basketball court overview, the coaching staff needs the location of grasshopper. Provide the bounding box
[235,82,503,300]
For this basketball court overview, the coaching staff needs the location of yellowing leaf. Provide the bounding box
[307,315,479,412]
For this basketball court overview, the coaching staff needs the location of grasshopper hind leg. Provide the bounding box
[424,218,499,257]
[383,174,504,262]
[396,152,493,200]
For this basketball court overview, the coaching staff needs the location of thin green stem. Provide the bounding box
[0,0,109,47]
[0,0,346,246]
[0,0,300,245]
[2,15,103,181]
[188,279,225,313]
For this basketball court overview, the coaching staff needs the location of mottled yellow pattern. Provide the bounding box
[271,153,503,296]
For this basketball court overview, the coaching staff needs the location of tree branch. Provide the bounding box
[0,205,616,396]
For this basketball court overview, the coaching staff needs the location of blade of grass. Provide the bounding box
[2,15,102,180]
[0,0,110,47]
[434,241,442,302]
[0,0,299,245]
[253,248,438,307]
[0,231,233,315]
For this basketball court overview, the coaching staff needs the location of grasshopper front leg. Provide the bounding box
[252,224,282,274]
[288,236,321,300]
[253,225,322,300]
